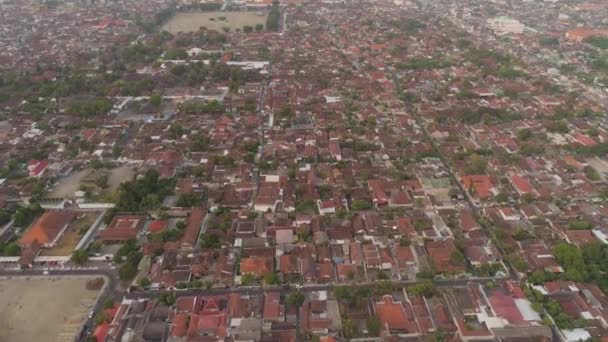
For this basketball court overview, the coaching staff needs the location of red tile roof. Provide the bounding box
[19,211,76,247]
[375,295,414,333]
[510,175,534,194]
[99,215,146,242]
[462,175,493,199]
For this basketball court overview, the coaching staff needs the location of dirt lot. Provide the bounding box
[162,11,268,34]
[107,165,136,193]
[50,169,88,198]
[0,277,102,342]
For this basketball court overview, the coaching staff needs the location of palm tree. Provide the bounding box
[286,290,305,340]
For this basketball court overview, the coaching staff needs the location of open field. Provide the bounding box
[107,165,136,193]
[0,277,102,342]
[49,169,88,198]
[162,11,268,34]
[50,165,135,199]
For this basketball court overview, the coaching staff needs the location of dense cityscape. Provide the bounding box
[1,0,608,341]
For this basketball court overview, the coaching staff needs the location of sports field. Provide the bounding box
[162,11,268,33]
[0,277,102,342]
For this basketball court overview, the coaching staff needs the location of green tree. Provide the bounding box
[517,128,532,141]
[367,315,382,337]
[160,291,176,306]
[287,290,305,340]
[139,277,151,288]
[3,242,21,256]
[71,249,89,265]
[450,250,465,265]
[149,92,162,107]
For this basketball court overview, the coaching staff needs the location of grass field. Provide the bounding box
[162,11,268,34]
[0,277,102,342]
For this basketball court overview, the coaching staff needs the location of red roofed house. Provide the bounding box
[148,220,168,234]
[574,133,597,147]
[240,255,273,277]
[28,159,49,178]
[566,28,595,42]
[19,210,76,248]
[425,239,466,274]
[509,175,536,196]
[99,215,146,243]
[375,295,417,336]
[461,175,494,201]
[181,207,205,248]
[263,292,284,323]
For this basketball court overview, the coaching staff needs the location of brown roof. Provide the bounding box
[99,215,146,242]
[19,211,76,247]
[181,207,205,247]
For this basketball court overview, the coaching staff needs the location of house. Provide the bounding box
[509,175,536,196]
[27,159,49,178]
[99,215,146,243]
[317,200,336,216]
[374,295,417,336]
[181,207,205,248]
[254,182,281,212]
[425,239,466,274]
[263,292,284,324]
[18,210,76,248]
[461,175,495,200]
[566,28,595,42]
[240,255,273,277]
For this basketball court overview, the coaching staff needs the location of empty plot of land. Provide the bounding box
[107,165,136,192]
[162,11,268,34]
[50,169,88,198]
[0,277,102,342]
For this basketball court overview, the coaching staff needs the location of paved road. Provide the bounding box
[124,274,508,300]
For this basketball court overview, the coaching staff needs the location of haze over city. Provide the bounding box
[1,0,608,341]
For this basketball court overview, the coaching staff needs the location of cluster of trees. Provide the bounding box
[464,153,488,175]
[351,199,373,211]
[391,18,427,32]
[528,242,608,295]
[408,282,435,297]
[266,0,280,31]
[64,98,113,117]
[568,219,594,230]
[539,36,559,46]
[397,57,451,70]
[295,199,317,214]
[176,193,203,207]
[472,263,503,277]
[0,241,21,256]
[113,240,142,281]
[164,48,188,60]
[585,36,608,49]
[120,43,162,65]
[180,100,224,115]
[456,106,523,125]
[524,286,586,329]
[71,249,90,264]
[113,169,174,213]
[200,232,221,248]
[13,203,43,228]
